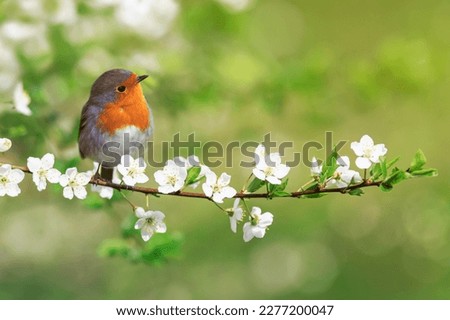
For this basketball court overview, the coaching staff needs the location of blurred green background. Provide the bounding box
[0,0,449,299]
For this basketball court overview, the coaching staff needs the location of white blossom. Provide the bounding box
[115,0,179,39]
[173,155,212,189]
[351,135,388,169]
[117,155,149,186]
[90,162,120,199]
[154,159,187,194]
[202,171,237,203]
[228,198,244,233]
[59,168,91,200]
[310,156,322,177]
[0,138,12,152]
[217,0,252,12]
[13,82,32,116]
[326,156,362,189]
[134,207,167,241]
[243,207,273,242]
[252,144,290,185]
[0,164,25,197]
[173,155,200,168]
[27,153,61,191]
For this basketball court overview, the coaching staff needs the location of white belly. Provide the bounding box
[97,125,152,167]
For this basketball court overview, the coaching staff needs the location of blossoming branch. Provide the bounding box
[0,135,438,244]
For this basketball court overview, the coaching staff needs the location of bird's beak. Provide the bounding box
[137,75,148,83]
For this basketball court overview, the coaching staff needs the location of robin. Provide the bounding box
[78,69,152,180]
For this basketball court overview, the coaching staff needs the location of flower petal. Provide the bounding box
[220,186,237,198]
[63,186,74,199]
[360,135,374,147]
[122,175,136,186]
[266,175,281,185]
[274,164,290,179]
[212,192,224,203]
[154,222,167,233]
[259,212,274,228]
[154,170,167,185]
[355,157,372,169]
[134,207,146,218]
[218,172,231,186]
[6,183,21,197]
[134,173,149,184]
[41,153,55,170]
[350,141,364,157]
[59,174,69,187]
[243,223,254,242]
[9,169,25,183]
[76,173,91,186]
[202,183,213,197]
[134,218,146,229]
[46,168,61,183]
[65,167,78,179]
[150,210,166,221]
[73,186,87,199]
[27,157,42,172]
[0,138,12,152]
[250,206,262,218]
[158,184,174,194]
[252,226,266,239]
[252,168,266,181]
[140,225,153,241]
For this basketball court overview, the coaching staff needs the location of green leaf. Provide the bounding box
[247,177,265,193]
[185,166,201,185]
[121,214,139,238]
[410,168,438,177]
[301,193,326,199]
[386,156,400,169]
[140,233,184,265]
[380,183,394,192]
[380,157,388,179]
[348,188,364,196]
[320,149,339,183]
[267,178,290,197]
[409,149,426,172]
[97,239,131,258]
[383,168,410,187]
[370,163,382,180]
[272,190,291,197]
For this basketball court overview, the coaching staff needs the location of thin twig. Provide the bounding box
[10,163,382,199]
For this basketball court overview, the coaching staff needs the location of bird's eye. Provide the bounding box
[116,85,126,93]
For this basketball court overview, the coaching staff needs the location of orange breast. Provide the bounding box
[97,83,150,135]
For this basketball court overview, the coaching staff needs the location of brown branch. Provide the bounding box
[11,164,382,199]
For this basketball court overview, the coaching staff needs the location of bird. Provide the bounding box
[78,69,153,181]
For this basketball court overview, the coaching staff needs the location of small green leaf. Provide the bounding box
[380,183,394,192]
[301,193,326,199]
[121,214,139,238]
[383,168,410,186]
[370,163,382,180]
[386,156,400,169]
[247,177,265,193]
[140,233,184,265]
[185,166,201,185]
[380,157,388,179]
[97,239,131,258]
[410,168,438,177]
[272,190,291,197]
[348,188,364,196]
[409,149,426,172]
[268,178,289,196]
[321,148,339,182]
